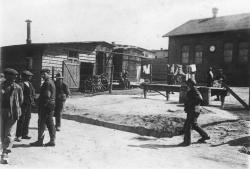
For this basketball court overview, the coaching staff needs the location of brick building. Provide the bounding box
[163,12,250,86]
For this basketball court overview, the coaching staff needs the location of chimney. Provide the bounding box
[212,8,218,18]
[25,19,32,44]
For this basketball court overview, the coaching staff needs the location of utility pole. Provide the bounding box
[109,64,114,94]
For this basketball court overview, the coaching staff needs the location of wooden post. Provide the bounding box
[249,87,250,107]
[52,66,55,80]
[109,64,114,94]
[150,63,152,83]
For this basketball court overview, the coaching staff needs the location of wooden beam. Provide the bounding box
[222,82,249,110]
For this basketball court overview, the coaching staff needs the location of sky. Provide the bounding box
[0,0,250,49]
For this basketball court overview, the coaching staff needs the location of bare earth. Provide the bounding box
[1,88,250,169]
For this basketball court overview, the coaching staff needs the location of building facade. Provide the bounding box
[1,42,113,91]
[163,13,250,86]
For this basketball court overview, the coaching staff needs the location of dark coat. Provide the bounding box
[184,87,203,114]
[55,81,70,102]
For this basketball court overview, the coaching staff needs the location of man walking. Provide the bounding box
[179,78,210,146]
[30,69,56,147]
[54,73,70,131]
[1,68,23,164]
[15,70,35,141]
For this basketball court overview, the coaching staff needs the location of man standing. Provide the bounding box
[1,68,23,164]
[180,78,210,146]
[30,69,56,147]
[54,73,70,131]
[207,67,214,87]
[15,70,35,141]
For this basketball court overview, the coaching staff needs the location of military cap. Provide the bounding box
[22,70,33,76]
[55,73,64,79]
[186,78,196,86]
[4,68,19,75]
[40,68,50,74]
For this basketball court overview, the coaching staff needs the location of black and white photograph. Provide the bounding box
[0,0,250,168]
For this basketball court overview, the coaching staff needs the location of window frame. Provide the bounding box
[181,45,189,64]
[194,45,203,64]
[238,42,249,64]
[223,43,233,63]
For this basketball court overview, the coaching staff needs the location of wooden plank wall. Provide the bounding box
[123,49,141,83]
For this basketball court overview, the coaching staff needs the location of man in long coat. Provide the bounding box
[15,70,35,141]
[1,68,23,164]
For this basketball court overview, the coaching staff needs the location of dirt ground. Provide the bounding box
[1,87,250,169]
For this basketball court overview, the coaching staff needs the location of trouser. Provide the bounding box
[183,112,209,144]
[1,110,17,154]
[16,104,31,137]
[55,100,65,128]
[38,103,56,143]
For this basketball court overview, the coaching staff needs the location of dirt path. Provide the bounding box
[3,113,249,169]
[1,88,249,169]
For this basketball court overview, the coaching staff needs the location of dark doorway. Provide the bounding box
[80,62,94,91]
[96,52,106,75]
[113,53,123,80]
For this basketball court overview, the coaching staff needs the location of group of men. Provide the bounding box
[118,70,130,89]
[1,68,70,164]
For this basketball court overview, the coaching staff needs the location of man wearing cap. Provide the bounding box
[15,70,36,141]
[1,68,23,164]
[30,68,56,147]
[179,78,210,146]
[54,73,70,131]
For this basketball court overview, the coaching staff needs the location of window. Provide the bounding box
[68,51,79,59]
[224,43,233,63]
[194,45,203,64]
[239,42,248,63]
[25,57,33,69]
[181,45,189,64]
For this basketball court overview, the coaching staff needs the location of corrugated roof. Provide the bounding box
[163,13,250,37]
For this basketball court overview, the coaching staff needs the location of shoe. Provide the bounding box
[22,136,31,139]
[15,137,22,142]
[1,153,9,164]
[44,141,55,147]
[56,127,60,132]
[197,136,210,143]
[178,142,191,147]
[30,141,44,147]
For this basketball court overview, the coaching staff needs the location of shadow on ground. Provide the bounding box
[211,136,250,147]
[62,114,183,138]
[128,144,181,149]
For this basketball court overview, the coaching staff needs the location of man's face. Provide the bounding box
[22,75,32,81]
[56,78,63,83]
[5,74,17,82]
[41,72,49,80]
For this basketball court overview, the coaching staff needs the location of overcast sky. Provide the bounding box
[0,0,250,49]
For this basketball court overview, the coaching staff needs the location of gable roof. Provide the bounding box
[163,13,250,37]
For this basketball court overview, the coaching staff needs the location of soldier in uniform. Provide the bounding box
[1,68,23,164]
[54,73,70,131]
[30,69,56,147]
[179,78,210,146]
[15,70,35,141]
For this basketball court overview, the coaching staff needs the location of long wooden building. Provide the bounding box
[163,12,250,86]
[1,41,113,91]
[112,45,155,84]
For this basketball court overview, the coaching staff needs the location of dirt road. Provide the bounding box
[3,113,249,169]
[1,88,249,169]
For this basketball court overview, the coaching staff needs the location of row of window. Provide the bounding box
[181,42,249,64]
